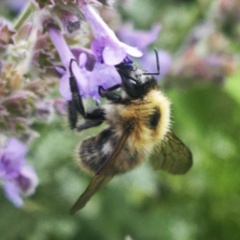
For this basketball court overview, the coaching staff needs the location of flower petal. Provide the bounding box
[81,62,121,101]
[48,25,89,99]
[81,3,142,64]
[55,66,66,75]
[121,43,143,58]
[117,23,161,51]
[48,26,73,68]
[18,165,39,196]
[102,45,126,65]
[4,181,23,207]
[0,139,27,180]
[71,47,96,71]
[59,73,72,100]
[4,138,27,161]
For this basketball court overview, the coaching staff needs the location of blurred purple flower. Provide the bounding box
[0,138,38,207]
[5,0,28,12]
[53,98,68,116]
[0,20,16,47]
[117,23,172,79]
[35,100,53,122]
[117,23,161,52]
[80,3,142,65]
[141,50,172,79]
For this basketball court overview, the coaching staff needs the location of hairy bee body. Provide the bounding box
[68,56,192,214]
[77,89,171,175]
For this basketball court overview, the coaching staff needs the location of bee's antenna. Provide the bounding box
[143,48,160,76]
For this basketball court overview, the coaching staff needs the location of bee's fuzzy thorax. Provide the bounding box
[103,89,171,161]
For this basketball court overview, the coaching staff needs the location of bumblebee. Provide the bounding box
[67,51,192,214]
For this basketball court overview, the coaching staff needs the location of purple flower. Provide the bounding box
[48,25,121,101]
[48,25,89,100]
[48,2,144,101]
[80,3,142,65]
[80,60,121,101]
[0,138,38,207]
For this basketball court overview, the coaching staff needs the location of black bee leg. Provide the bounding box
[68,100,78,130]
[68,100,105,131]
[76,119,103,131]
[67,59,86,129]
[98,86,123,103]
[98,84,121,97]
[68,59,107,131]
[69,59,85,117]
[75,108,105,131]
[69,107,105,131]
[85,108,105,120]
[100,84,121,94]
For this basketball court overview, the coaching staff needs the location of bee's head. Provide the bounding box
[116,63,158,99]
[116,49,160,99]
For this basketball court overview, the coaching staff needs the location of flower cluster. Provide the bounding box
[0,0,160,207]
[0,5,57,206]
[46,0,142,101]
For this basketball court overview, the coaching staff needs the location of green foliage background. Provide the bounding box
[1,0,240,239]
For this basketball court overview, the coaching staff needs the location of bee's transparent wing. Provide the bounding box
[69,120,134,215]
[69,174,113,215]
[149,131,193,174]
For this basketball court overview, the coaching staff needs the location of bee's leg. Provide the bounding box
[98,86,123,103]
[68,104,105,130]
[85,108,105,120]
[99,84,121,93]
[68,59,85,129]
[77,108,106,131]
[69,100,106,130]
[68,100,79,130]
[69,59,85,117]
[68,59,106,130]
[76,119,103,131]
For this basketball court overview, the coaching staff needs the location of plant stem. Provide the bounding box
[14,1,35,31]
